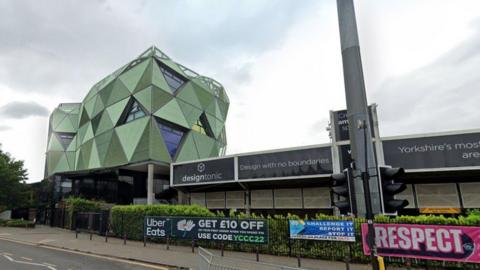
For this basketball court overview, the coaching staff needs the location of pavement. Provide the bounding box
[0,225,409,270]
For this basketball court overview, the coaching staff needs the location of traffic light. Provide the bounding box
[379,166,409,214]
[330,168,356,215]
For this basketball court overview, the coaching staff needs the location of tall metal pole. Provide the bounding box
[336,0,381,216]
[337,1,379,269]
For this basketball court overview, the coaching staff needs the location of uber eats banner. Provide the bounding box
[144,216,268,244]
[362,223,480,263]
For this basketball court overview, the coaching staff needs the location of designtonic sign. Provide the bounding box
[238,147,332,180]
[144,216,268,244]
[362,223,480,263]
[172,158,235,186]
[289,220,355,242]
[383,133,480,169]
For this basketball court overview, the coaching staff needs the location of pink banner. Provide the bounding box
[361,223,480,263]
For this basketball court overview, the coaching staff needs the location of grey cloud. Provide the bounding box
[0,101,49,119]
[373,18,480,136]
[0,125,11,131]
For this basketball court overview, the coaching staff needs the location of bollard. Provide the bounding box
[256,246,259,262]
[221,241,224,257]
[105,229,108,243]
[75,228,79,239]
[166,237,170,250]
[90,232,92,240]
[191,239,195,253]
[144,236,146,247]
[123,232,127,245]
[344,255,350,270]
[297,254,301,268]
[377,256,385,270]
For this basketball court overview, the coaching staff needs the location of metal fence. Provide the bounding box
[197,247,305,270]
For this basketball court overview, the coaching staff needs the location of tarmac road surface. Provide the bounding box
[0,238,170,270]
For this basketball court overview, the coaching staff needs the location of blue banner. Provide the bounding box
[289,220,355,242]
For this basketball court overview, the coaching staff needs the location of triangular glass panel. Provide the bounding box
[119,99,147,125]
[192,113,214,138]
[155,60,186,94]
[155,118,186,159]
[55,132,75,150]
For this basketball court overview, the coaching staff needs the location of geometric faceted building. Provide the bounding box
[45,46,229,204]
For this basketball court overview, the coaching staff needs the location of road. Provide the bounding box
[0,239,170,270]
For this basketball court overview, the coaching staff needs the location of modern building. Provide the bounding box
[170,106,480,216]
[45,46,229,204]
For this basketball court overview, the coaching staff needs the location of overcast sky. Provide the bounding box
[1,0,479,182]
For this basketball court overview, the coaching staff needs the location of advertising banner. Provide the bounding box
[172,157,235,186]
[289,220,355,242]
[333,107,375,142]
[361,223,480,263]
[144,216,268,244]
[238,147,332,180]
[383,133,480,169]
[144,216,171,238]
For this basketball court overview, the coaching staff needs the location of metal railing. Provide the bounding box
[197,247,305,270]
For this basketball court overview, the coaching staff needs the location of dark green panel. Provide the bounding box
[104,131,128,167]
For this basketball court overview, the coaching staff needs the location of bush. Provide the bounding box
[64,197,103,229]
[1,219,35,228]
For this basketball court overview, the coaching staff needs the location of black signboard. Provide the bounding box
[333,107,375,142]
[339,144,377,170]
[144,216,171,237]
[238,147,332,180]
[144,216,268,244]
[383,133,480,169]
[172,158,235,186]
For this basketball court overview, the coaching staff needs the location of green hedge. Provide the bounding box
[64,197,103,229]
[110,205,480,269]
[0,219,35,228]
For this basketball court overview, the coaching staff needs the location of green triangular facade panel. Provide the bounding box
[48,134,65,151]
[210,143,220,157]
[89,141,101,169]
[104,131,128,167]
[152,60,172,93]
[133,87,152,113]
[91,95,105,118]
[68,113,79,130]
[130,123,150,163]
[119,59,149,93]
[177,99,202,128]
[65,151,76,170]
[106,97,129,126]
[106,79,131,106]
[96,111,114,135]
[82,123,94,144]
[115,117,149,161]
[149,119,172,162]
[53,154,69,173]
[99,82,114,105]
[151,86,173,112]
[153,100,189,129]
[193,84,214,108]
[192,132,216,159]
[174,132,199,162]
[205,113,224,138]
[66,136,77,152]
[95,130,114,165]
[176,83,203,109]
[56,115,76,133]
[79,139,93,170]
[75,149,82,170]
[83,97,96,119]
[79,108,90,128]
[51,112,67,129]
[217,99,229,121]
[47,151,63,173]
[133,59,153,93]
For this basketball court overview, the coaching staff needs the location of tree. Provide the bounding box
[0,145,30,209]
